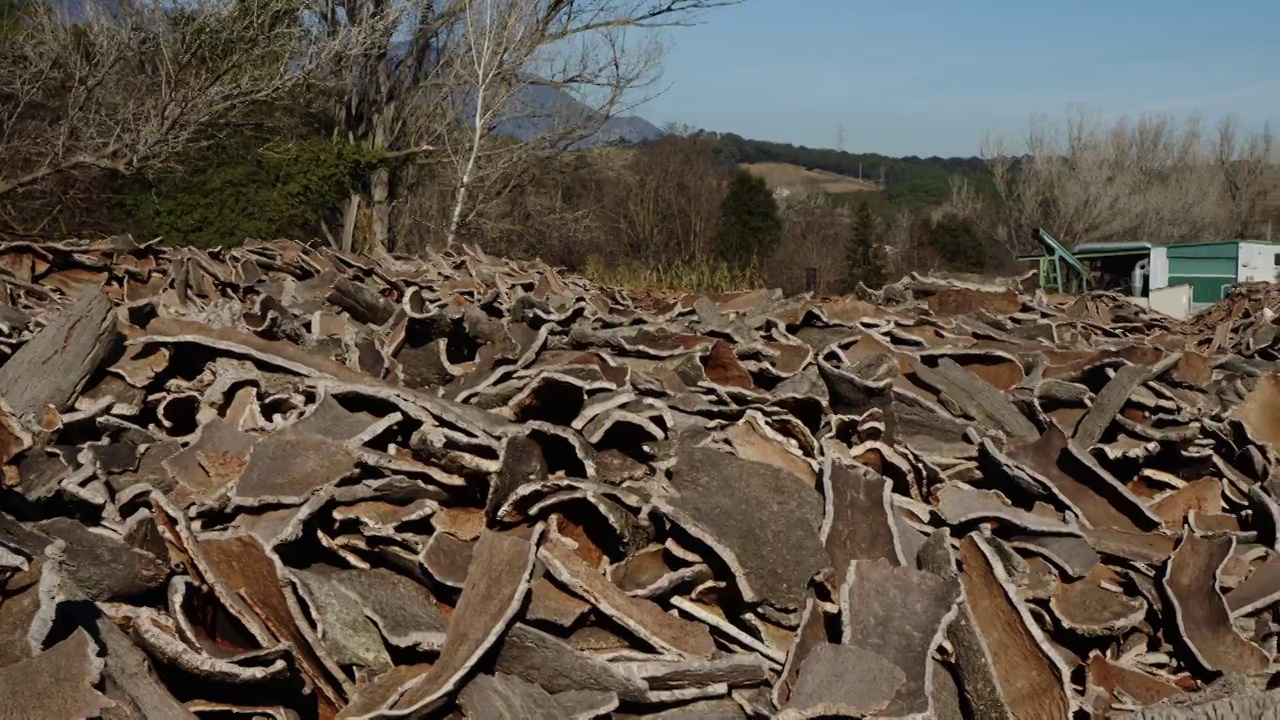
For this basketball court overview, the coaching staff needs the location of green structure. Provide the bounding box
[1018,233,1280,307]
[1166,241,1261,304]
[1023,228,1091,294]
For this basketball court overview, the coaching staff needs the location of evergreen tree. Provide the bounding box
[926,213,987,273]
[847,200,887,289]
[716,169,782,266]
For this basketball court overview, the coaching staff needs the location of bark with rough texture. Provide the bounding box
[0,288,116,426]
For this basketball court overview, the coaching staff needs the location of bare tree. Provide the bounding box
[764,194,851,295]
[0,0,371,235]
[1215,115,1274,237]
[964,108,1274,252]
[319,0,740,255]
[603,133,726,266]
[438,0,662,246]
[442,0,532,245]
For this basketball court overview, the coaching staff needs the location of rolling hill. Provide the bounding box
[740,162,881,197]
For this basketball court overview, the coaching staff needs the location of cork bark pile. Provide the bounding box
[0,236,1278,719]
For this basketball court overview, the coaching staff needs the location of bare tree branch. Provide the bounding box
[0,0,380,219]
[962,108,1274,251]
[318,0,740,254]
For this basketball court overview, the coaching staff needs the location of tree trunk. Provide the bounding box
[446,105,485,247]
[369,167,391,257]
[341,193,361,253]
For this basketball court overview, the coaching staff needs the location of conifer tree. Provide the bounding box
[716,170,782,266]
[847,200,887,289]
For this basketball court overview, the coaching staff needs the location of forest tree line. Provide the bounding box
[1,0,1275,294]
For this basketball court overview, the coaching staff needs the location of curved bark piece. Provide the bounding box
[1085,652,1182,709]
[0,628,114,720]
[915,530,1010,720]
[230,432,359,507]
[0,288,117,430]
[194,531,345,714]
[134,317,369,383]
[458,673,563,720]
[486,435,548,520]
[378,527,542,718]
[1049,564,1147,636]
[1074,363,1148,447]
[1081,526,1176,564]
[291,569,395,672]
[493,624,645,701]
[422,531,476,588]
[554,689,619,719]
[1161,529,1270,674]
[775,643,905,720]
[956,533,1074,720]
[913,357,1039,440]
[820,458,903,590]
[934,483,1081,536]
[771,595,826,709]
[1225,553,1280,617]
[655,446,827,614]
[162,418,257,509]
[0,552,70,666]
[59,582,198,719]
[32,517,170,602]
[668,597,785,665]
[290,393,384,444]
[1007,427,1152,532]
[1231,373,1280,449]
[1151,479,1224,531]
[538,538,715,659]
[839,558,961,718]
[105,603,291,683]
[1007,535,1100,579]
[527,575,591,627]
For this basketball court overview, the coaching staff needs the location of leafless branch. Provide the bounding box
[964,108,1274,251]
[0,0,379,216]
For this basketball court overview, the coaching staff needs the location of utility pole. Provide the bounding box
[835,124,847,153]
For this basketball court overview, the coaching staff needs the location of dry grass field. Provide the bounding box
[740,161,881,196]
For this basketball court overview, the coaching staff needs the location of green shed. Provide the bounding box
[1159,239,1280,304]
[1164,241,1240,304]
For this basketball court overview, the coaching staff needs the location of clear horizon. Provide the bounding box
[639,0,1279,157]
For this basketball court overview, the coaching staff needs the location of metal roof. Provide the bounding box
[1071,241,1153,254]
[1170,238,1280,248]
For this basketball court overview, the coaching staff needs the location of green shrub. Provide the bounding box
[117,135,381,248]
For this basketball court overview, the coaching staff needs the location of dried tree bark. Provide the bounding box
[0,288,117,427]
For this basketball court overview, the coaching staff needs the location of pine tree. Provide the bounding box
[716,170,783,267]
[847,200,886,290]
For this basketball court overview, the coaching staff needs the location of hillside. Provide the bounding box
[703,132,992,212]
[740,162,881,197]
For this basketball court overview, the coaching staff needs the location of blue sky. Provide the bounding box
[639,0,1279,157]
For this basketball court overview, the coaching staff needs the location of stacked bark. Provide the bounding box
[0,237,1278,719]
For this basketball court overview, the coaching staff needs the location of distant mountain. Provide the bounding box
[491,84,664,148]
